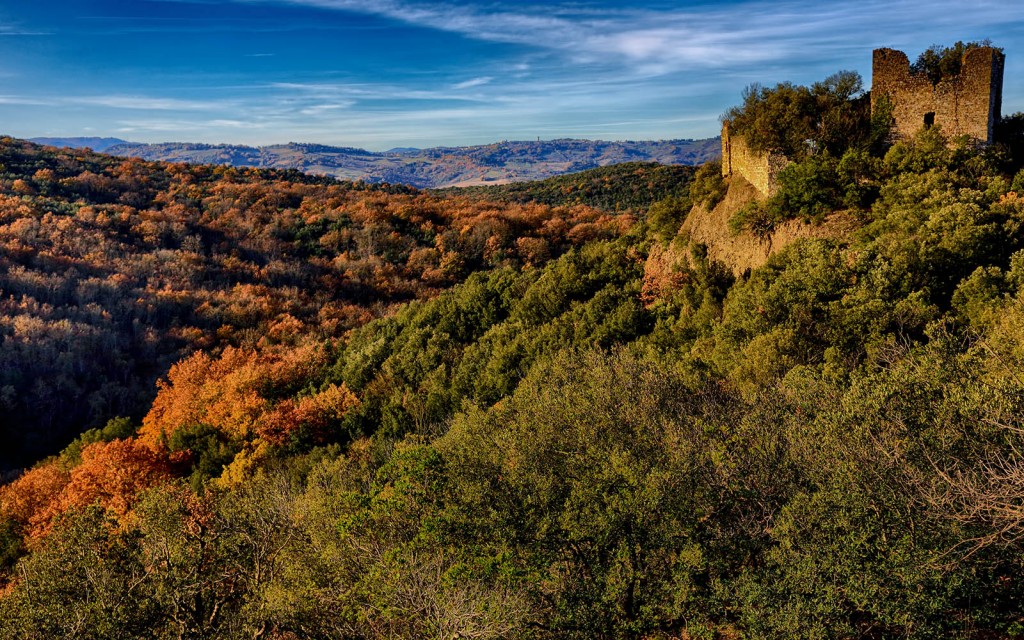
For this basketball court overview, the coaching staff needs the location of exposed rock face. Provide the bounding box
[682,176,855,276]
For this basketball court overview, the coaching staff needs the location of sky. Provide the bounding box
[0,0,1022,150]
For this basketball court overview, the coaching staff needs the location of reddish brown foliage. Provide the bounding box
[255,383,359,446]
[0,463,69,531]
[0,138,630,468]
[141,343,357,448]
[641,244,689,306]
[1,439,177,542]
[0,138,633,540]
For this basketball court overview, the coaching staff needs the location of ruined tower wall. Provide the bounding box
[871,47,1004,143]
[720,121,787,198]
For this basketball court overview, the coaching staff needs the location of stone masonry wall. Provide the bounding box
[720,121,787,197]
[871,47,1004,143]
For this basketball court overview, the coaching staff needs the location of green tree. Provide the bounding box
[0,507,156,639]
[911,40,998,85]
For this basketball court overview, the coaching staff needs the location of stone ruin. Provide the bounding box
[871,46,1004,144]
[719,122,789,198]
[721,44,1005,198]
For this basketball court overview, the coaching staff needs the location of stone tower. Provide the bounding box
[871,46,1004,143]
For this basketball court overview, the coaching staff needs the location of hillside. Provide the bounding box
[81,137,721,188]
[6,117,1024,636]
[7,58,1024,637]
[0,137,642,471]
[27,137,130,152]
[434,161,697,211]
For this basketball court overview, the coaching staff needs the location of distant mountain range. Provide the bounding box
[28,137,720,188]
[28,137,131,153]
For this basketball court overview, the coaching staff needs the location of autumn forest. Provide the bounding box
[5,47,1024,638]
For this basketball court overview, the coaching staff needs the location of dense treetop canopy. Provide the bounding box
[723,70,885,159]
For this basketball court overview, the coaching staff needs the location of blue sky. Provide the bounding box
[0,0,1022,150]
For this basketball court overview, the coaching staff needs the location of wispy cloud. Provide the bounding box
[299,102,354,115]
[452,76,493,90]
[0,95,49,106]
[71,96,229,111]
[0,93,242,115]
[249,0,1019,76]
[0,25,53,36]
[5,0,1023,149]
[267,81,507,104]
[115,117,269,134]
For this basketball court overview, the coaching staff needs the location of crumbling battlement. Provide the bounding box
[720,121,788,198]
[721,45,1003,196]
[871,46,1004,143]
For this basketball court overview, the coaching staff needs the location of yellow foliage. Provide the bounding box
[214,441,271,489]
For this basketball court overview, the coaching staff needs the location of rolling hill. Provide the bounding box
[32,137,720,188]
[0,137,650,472]
[27,137,130,152]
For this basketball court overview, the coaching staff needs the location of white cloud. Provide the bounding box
[247,0,1021,77]
[0,25,52,36]
[115,117,270,134]
[0,95,49,106]
[71,96,228,111]
[208,119,265,128]
[299,102,354,115]
[452,76,493,90]
[267,81,502,103]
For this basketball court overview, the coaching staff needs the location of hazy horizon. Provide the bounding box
[27,134,719,150]
[2,0,1023,151]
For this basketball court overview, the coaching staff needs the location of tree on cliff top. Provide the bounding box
[723,70,874,159]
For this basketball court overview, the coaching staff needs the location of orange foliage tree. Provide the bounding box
[141,343,358,450]
[1,439,177,542]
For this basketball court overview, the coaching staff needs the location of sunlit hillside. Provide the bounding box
[4,37,1024,639]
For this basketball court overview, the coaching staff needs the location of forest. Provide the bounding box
[4,48,1024,637]
[0,139,627,470]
